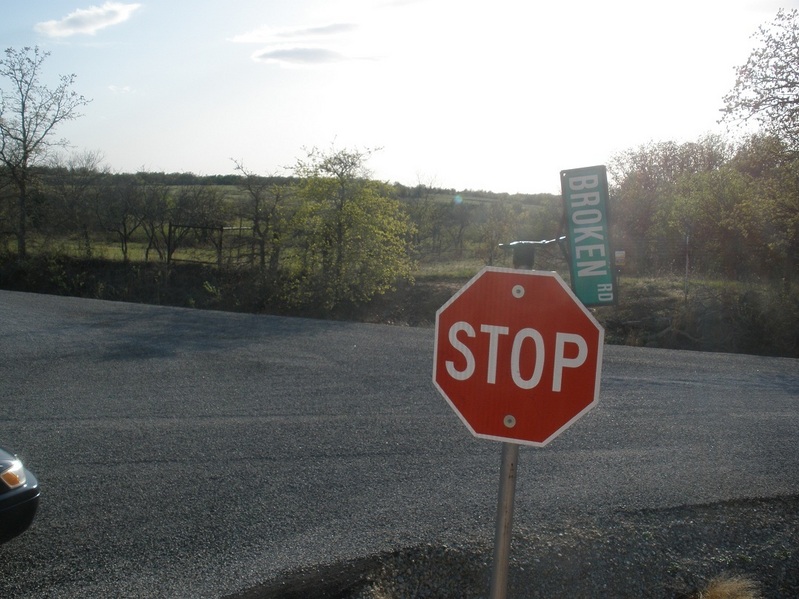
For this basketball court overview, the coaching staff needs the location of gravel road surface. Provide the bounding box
[0,290,796,598]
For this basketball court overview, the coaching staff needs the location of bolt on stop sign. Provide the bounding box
[433,267,604,446]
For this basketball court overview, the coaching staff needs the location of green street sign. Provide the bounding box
[560,165,616,307]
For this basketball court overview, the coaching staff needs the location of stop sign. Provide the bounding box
[433,267,604,446]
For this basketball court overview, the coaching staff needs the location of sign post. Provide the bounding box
[488,441,519,599]
[433,267,604,597]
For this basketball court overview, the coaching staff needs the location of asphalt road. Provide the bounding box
[0,290,797,598]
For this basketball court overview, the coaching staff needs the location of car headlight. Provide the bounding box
[0,459,27,489]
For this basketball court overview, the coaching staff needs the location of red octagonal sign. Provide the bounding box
[433,267,604,447]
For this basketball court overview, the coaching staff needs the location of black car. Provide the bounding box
[0,446,40,544]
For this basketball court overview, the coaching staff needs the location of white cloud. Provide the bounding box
[251,47,347,66]
[233,21,364,67]
[34,2,142,38]
[231,22,357,45]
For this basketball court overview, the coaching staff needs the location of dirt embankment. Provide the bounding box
[2,256,797,357]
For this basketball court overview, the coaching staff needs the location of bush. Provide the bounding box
[598,277,798,357]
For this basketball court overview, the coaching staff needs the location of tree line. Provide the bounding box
[609,133,798,287]
[0,145,422,312]
[2,8,799,306]
[4,133,796,282]
[0,146,565,298]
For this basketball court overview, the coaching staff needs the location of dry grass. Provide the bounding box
[694,574,762,599]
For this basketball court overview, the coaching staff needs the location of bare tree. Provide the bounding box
[47,150,107,256]
[722,9,799,149]
[232,159,290,275]
[0,46,91,258]
[138,173,172,262]
[166,182,228,264]
[95,174,143,262]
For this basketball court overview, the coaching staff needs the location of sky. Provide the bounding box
[3,0,798,194]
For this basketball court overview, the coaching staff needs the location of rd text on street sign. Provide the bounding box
[433,267,604,447]
[561,165,616,307]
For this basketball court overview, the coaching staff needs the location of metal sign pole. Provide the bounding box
[489,441,520,599]
[489,247,528,599]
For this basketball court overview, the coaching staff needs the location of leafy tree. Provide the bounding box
[0,46,91,258]
[608,136,732,274]
[668,166,754,278]
[731,134,799,286]
[722,9,799,148]
[292,146,415,310]
[724,4,799,298]
[476,201,513,265]
[609,130,797,284]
